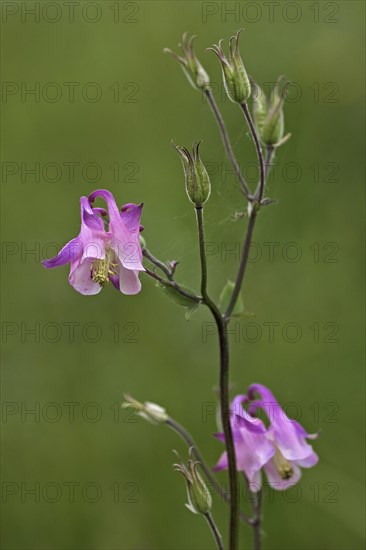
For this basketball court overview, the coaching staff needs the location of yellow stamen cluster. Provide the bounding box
[91,249,117,287]
[273,448,294,480]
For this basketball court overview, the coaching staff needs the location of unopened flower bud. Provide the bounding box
[207,29,250,104]
[174,141,211,207]
[253,77,291,147]
[164,34,210,91]
[122,394,168,425]
[174,448,212,515]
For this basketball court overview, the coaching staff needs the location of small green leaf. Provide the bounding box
[219,280,244,317]
[242,310,255,317]
[157,281,198,308]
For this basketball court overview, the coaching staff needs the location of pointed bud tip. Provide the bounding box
[236,27,245,41]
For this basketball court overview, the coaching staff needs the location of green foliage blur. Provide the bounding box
[1,1,364,549]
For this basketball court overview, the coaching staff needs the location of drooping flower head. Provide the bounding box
[122,394,168,425]
[43,190,144,296]
[248,383,319,490]
[214,387,319,491]
[213,395,275,492]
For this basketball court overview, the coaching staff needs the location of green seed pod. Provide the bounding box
[207,29,251,104]
[174,142,211,207]
[262,80,285,145]
[253,83,268,138]
[174,449,212,515]
[253,77,291,147]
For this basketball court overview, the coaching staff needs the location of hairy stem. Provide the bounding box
[195,206,239,550]
[205,513,224,550]
[205,89,252,200]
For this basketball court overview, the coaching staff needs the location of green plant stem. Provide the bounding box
[166,417,251,525]
[240,102,265,202]
[195,206,239,550]
[205,513,224,550]
[205,88,252,200]
[252,489,262,550]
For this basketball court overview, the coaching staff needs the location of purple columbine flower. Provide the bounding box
[213,395,275,492]
[248,383,319,490]
[42,190,144,296]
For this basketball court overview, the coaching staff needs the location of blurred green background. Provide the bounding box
[1,1,365,549]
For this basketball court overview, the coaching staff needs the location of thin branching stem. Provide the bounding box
[205,88,252,201]
[142,248,173,280]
